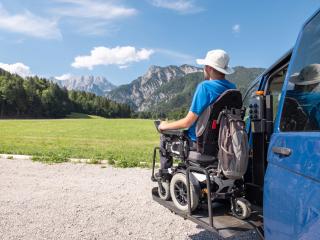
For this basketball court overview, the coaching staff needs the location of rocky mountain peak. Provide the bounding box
[51,75,116,96]
[179,64,202,74]
[143,65,162,80]
[139,64,201,87]
[106,64,203,111]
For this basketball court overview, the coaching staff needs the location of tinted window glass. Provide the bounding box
[267,67,287,121]
[280,13,320,131]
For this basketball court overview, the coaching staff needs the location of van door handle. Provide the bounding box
[272,147,292,156]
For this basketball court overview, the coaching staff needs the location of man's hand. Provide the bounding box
[159,121,168,131]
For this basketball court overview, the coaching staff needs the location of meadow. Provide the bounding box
[0,114,159,167]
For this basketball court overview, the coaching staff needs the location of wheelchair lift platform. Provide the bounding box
[152,187,264,239]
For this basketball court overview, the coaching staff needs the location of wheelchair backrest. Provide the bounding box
[195,89,243,155]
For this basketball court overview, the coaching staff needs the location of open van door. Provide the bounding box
[264,9,320,240]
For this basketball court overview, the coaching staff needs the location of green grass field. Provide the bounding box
[0,114,159,167]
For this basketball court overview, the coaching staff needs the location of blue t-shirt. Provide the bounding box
[187,79,236,141]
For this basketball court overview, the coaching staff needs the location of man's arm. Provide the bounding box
[159,111,198,131]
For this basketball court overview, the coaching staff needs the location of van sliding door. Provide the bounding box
[264,10,320,240]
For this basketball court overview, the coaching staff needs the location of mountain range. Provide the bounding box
[106,65,265,113]
[48,64,264,115]
[106,64,202,111]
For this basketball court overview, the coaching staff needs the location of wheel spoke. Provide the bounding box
[173,180,188,206]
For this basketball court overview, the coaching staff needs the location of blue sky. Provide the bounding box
[0,0,319,85]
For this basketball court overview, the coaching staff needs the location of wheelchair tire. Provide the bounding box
[170,173,199,212]
[231,198,251,220]
[158,180,171,200]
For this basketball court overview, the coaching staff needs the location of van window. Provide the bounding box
[266,66,288,121]
[280,13,320,131]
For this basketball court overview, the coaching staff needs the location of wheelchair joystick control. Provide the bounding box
[154,120,161,133]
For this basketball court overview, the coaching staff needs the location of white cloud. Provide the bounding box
[232,24,241,33]
[68,19,119,36]
[53,0,137,20]
[51,0,136,36]
[119,65,129,69]
[0,4,61,39]
[55,73,72,80]
[0,62,32,78]
[150,0,203,14]
[155,48,195,63]
[72,46,154,70]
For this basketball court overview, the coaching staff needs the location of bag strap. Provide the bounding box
[217,109,227,124]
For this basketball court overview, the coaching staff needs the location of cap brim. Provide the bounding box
[290,72,320,85]
[291,78,320,85]
[211,65,234,75]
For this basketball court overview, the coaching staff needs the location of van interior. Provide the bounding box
[244,51,291,208]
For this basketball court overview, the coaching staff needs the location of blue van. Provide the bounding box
[260,8,320,240]
[152,8,320,240]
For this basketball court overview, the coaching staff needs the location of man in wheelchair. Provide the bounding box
[157,49,236,177]
[152,49,251,219]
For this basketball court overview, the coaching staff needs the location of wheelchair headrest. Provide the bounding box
[212,89,242,109]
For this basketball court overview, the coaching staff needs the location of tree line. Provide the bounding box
[0,69,132,118]
[131,107,188,120]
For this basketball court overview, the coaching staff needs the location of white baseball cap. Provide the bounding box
[196,49,234,75]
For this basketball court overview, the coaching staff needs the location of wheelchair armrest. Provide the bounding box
[161,129,189,137]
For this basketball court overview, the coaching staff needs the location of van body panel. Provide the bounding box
[267,132,320,181]
[264,163,320,239]
[264,8,320,240]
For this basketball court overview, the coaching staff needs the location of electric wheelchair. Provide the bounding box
[151,89,252,220]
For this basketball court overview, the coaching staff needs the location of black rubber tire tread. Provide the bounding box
[169,172,199,212]
[232,198,251,220]
[158,181,171,200]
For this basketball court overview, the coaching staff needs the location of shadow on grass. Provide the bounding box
[66,112,93,119]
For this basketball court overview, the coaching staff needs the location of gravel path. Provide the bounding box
[0,159,258,240]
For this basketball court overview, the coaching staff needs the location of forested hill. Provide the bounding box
[0,68,131,118]
[151,66,265,119]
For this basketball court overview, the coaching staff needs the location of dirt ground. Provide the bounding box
[0,158,259,240]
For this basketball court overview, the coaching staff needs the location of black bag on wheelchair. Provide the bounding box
[217,108,249,179]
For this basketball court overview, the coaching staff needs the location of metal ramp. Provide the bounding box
[152,187,264,239]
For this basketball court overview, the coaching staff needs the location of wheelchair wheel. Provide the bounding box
[231,198,251,220]
[158,180,171,200]
[170,173,199,212]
